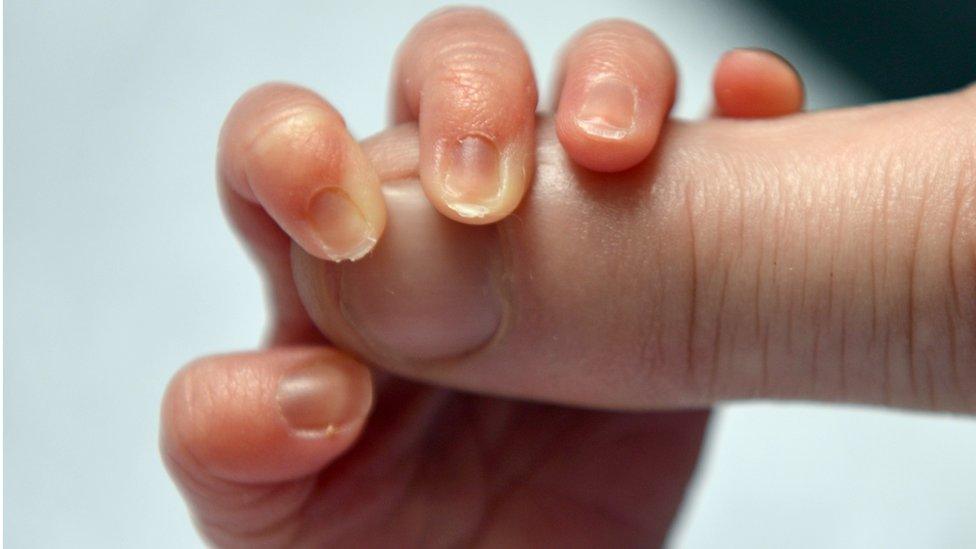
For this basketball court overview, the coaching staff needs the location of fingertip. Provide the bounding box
[554,19,676,173]
[395,7,537,224]
[161,347,373,484]
[219,83,387,262]
[712,48,805,118]
[218,83,320,201]
[555,106,665,173]
[421,130,534,225]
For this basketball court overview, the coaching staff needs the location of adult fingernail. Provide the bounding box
[338,182,504,360]
[276,360,372,434]
[309,188,377,261]
[575,76,638,140]
[439,135,503,218]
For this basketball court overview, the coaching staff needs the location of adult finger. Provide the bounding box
[294,88,976,414]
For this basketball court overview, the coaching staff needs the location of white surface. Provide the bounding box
[5,1,974,547]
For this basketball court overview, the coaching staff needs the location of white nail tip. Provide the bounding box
[446,202,491,218]
[324,234,377,262]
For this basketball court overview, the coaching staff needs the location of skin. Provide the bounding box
[553,19,677,172]
[229,8,734,263]
[163,347,710,547]
[157,8,976,548]
[712,48,804,118]
[297,93,976,413]
[391,8,537,224]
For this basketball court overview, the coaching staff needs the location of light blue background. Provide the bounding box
[5,1,976,547]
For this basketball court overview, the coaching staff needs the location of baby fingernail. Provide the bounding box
[439,135,503,218]
[575,76,638,140]
[309,188,377,261]
[277,360,371,434]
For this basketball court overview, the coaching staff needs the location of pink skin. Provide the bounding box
[164,9,976,546]
[391,8,538,225]
[712,48,805,118]
[554,20,677,172]
[161,13,816,547]
[226,7,745,264]
[298,93,976,413]
[392,11,688,223]
[162,347,708,547]
[165,84,976,545]
[219,85,388,262]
